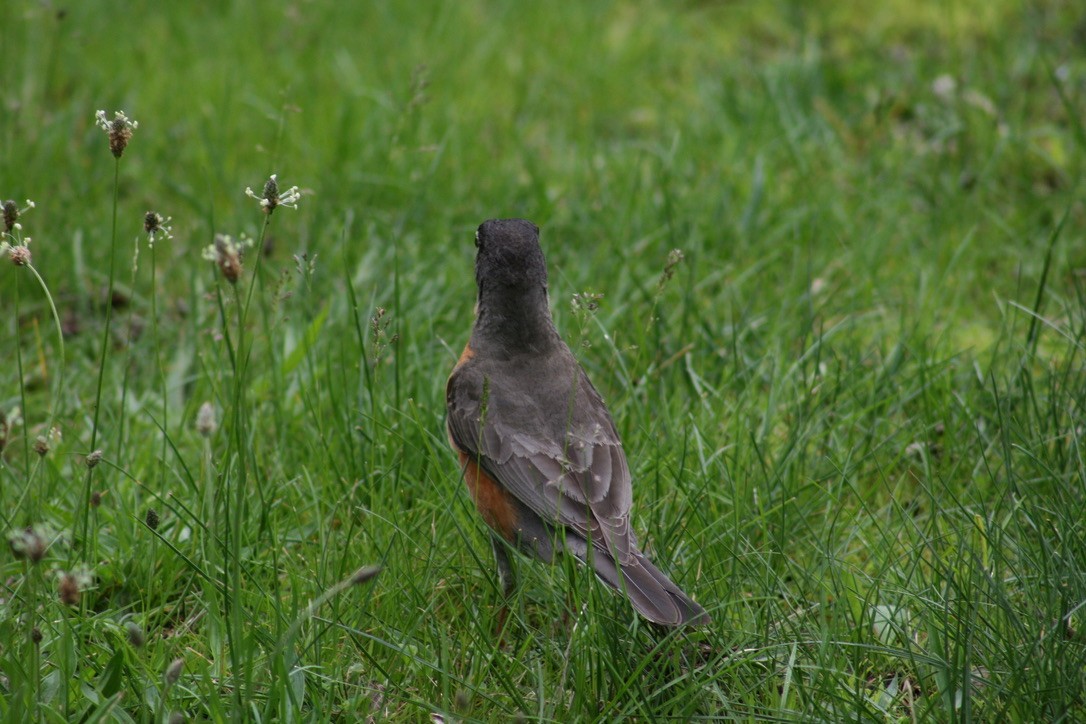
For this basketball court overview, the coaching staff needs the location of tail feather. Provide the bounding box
[582,546,710,627]
[525,516,709,626]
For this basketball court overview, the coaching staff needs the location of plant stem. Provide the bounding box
[13,271,32,517]
[80,157,121,563]
[26,263,67,434]
[115,244,140,468]
[151,243,167,492]
[229,280,246,717]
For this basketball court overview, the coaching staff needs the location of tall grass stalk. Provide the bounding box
[114,239,141,465]
[213,214,270,716]
[5,258,64,523]
[12,272,32,515]
[19,561,42,721]
[150,241,167,492]
[24,262,66,435]
[228,278,248,717]
[80,158,121,563]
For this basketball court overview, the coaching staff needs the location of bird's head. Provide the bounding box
[474,218,547,294]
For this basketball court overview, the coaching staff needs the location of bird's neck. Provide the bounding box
[472,284,559,356]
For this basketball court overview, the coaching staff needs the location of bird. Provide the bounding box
[445,218,709,627]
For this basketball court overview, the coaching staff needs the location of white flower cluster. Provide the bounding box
[245,173,301,214]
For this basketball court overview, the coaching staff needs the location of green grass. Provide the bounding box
[2,0,1085,720]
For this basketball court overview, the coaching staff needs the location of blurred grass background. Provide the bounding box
[1,0,1084,720]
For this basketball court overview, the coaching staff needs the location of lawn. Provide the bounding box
[1,0,1084,720]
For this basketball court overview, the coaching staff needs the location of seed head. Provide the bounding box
[95,110,138,158]
[56,567,92,607]
[1,199,33,234]
[9,527,48,564]
[31,627,43,645]
[90,490,105,508]
[145,508,160,531]
[263,175,278,200]
[126,622,146,648]
[144,211,173,247]
[196,402,217,437]
[164,658,184,686]
[202,233,253,284]
[85,449,103,469]
[29,428,59,460]
[571,291,604,315]
[58,573,80,605]
[657,248,685,292]
[370,307,386,337]
[9,244,31,266]
[350,565,382,586]
[245,173,301,215]
[3,201,18,233]
[1,237,32,266]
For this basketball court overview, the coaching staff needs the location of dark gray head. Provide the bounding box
[474,218,547,294]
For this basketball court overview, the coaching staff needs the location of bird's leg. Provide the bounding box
[490,533,516,642]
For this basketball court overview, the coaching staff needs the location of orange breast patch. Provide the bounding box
[454,342,475,370]
[458,451,518,543]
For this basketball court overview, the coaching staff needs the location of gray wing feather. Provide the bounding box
[447,355,636,564]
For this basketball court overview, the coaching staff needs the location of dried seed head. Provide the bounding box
[8,526,48,563]
[85,449,103,469]
[33,426,63,454]
[56,567,91,607]
[571,291,604,315]
[202,233,253,284]
[656,248,685,292]
[245,173,301,215]
[10,245,31,266]
[216,239,240,283]
[164,658,184,686]
[1,199,33,234]
[370,307,386,337]
[2,238,32,266]
[31,627,43,645]
[144,211,173,247]
[90,490,105,508]
[126,622,146,648]
[95,110,138,158]
[145,508,160,531]
[196,402,217,437]
[144,210,163,233]
[2,200,18,233]
[350,565,382,586]
[293,251,317,279]
[58,572,81,605]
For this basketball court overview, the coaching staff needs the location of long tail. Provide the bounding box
[584,546,710,627]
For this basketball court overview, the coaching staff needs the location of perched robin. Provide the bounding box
[446,218,709,627]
